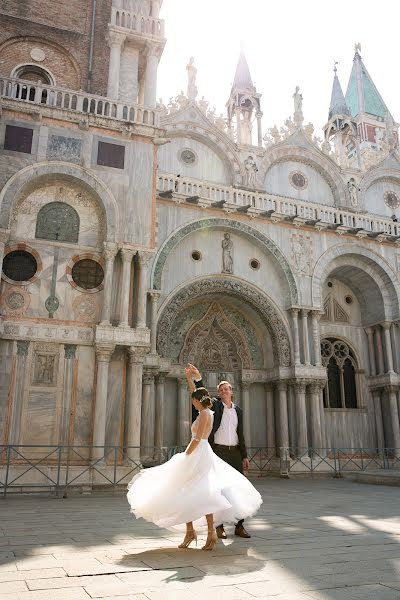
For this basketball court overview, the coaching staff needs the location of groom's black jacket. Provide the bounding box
[194,380,247,459]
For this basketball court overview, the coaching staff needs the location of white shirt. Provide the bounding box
[214,402,239,446]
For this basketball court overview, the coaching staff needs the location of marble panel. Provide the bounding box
[47,135,82,164]
[265,160,335,205]
[105,347,126,448]
[0,340,14,442]
[364,179,400,218]
[22,391,58,445]
[324,409,373,448]
[74,346,95,448]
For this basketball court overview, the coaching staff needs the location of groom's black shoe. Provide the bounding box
[235,525,251,538]
[216,525,227,539]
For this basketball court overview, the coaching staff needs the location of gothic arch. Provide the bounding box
[157,276,292,367]
[151,217,299,304]
[312,244,400,321]
[258,144,348,205]
[0,162,119,241]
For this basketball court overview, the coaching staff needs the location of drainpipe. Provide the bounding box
[87,0,97,93]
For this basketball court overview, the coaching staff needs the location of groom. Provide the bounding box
[188,364,251,539]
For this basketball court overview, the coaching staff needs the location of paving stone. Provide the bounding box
[304,583,400,599]
[0,568,66,583]
[26,574,122,591]
[0,580,29,593]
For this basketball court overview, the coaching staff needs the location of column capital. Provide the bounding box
[64,344,77,359]
[16,340,29,356]
[156,373,166,385]
[381,321,393,331]
[95,343,115,362]
[241,381,251,391]
[107,30,126,48]
[138,250,154,267]
[127,346,147,364]
[264,382,274,392]
[310,310,323,321]
[276,381,288,392]
[145,42,163,59]
[120,247,137,262]
[148,290,161,300]
[364,327,374,336]
[301,308,310,316]
[103,242,118,260]
[289,307,300,316]
[385,385,400,394]
[309,381,325,394]
[143,371,155,385]
[293,380,307,394]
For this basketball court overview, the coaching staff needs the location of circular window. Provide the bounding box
[345,295,353,305]
[2,250,37,282]
[289,170,308,190]
[179,148,197,165]
[250,259,260,270]
[191,250,202,261]
[327,281,333,288]
[384,190,400,209]
[71,259,104,290]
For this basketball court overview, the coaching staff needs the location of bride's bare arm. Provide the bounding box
[184,367,195,393]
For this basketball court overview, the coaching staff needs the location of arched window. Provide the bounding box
[13,64,54,86]
[35,202,79,243]
[321,338,359,409]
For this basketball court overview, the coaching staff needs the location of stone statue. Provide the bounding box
[222,233,233,274]
[186,56,198,100]
[348,178,359,207]
[304,122,314,139]
[207,107,216,123]
[292,234,311,275]
[268,125,281,144]
[215,113,227,131]
[293,86,303,113]
[244,155,257,187]
[157,97,167,114]
[198,96,209,114]
[175,90,189,111]
[167,96,178,112]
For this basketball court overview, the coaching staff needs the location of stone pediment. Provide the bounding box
[161,102,216,130]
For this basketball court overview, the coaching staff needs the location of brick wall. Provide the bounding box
[0,0,112,94]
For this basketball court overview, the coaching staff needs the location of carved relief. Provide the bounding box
[73,295,98,322]
[221,233,233,273]
[321,294,350,323]
[2,287,30,316]
[32,344,59,386]
[291,232,313,276]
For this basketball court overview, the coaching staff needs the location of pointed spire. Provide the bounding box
[329,62,350,119]
[345,46,389,119]
[231,49,254,93]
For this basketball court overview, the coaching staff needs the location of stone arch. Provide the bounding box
[0,162,119,241]
[151,217,299,304]
[312,244,400,321]
[360,166,400,195]
[258,144,348,205]
[157,276,292,367]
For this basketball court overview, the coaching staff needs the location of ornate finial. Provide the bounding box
[354,42,361,55]
[333,60,338,74]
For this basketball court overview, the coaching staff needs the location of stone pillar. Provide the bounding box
[0,241,5,297]
[294,381,308,455]
[118,248,136,328]
[141,371,155,454]
[107,31,126,99]
[382,322,395,374]
[265,383,275,452]
[152,0,161,17]
[365,327,376,376]
[144,45,159,107]
[386,386,400,451]
[93,345,114,460]
[290,308,301,366]
[301,309,310,365]
[149,290,160,354]
[100,243,118,326]
[311,311,322,367]
[154,374,165,449]
[309,382,323,452]
[372,389,385,450]
[375,325,385,375]
[60,345,77,446]
[236,108,241,144]
[126,348,144,460]
[177,378,190,447]
[136,252,152,329]
[391,322,400,373]
[277,382,289,454]
[9,341,29,444]
[241,382,251,446]
[256,112,263,148]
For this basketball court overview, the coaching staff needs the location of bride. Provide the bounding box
[127,367,262,550]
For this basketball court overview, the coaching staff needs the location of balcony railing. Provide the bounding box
[111,7,165,38]
[158,173,400,238]
[0,76,160,128]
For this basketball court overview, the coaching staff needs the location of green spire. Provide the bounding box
[345,47,387,118]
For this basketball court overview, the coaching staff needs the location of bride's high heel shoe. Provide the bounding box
[178,530,197,548]
[202,530,218,551]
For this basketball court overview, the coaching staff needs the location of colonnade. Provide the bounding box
[290,308,322,367]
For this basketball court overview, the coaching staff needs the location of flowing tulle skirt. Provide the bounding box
[127,440,262,530]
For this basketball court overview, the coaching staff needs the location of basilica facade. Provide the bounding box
[0,0,400,479]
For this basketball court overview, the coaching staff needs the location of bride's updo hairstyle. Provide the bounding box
[191,387,213,408]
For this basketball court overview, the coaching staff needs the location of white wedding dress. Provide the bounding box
[127,408,262,530]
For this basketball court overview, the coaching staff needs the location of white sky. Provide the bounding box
[158,0,400,137]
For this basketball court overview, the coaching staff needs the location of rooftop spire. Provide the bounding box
[345,45,389,119]
[231,49,254,93]
[328,62,350,119]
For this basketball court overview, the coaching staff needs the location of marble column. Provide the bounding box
[265,383,275,452]
[152,0,161,17]
[277,382,289,455]
[177,378,190,447]
[365,327,376,376]
[136,252,152,329]
[391,322,400,373]
[144,46,159,107]
[386,386,400,451]
[60,345,77,447]
[256,112,263,148]
[236,108,242,144]
[290,308,301,366]
[149,290,160,354]
[118,248,136,328]
[311,311,322,367]
[0,242,5,298]
[141,371,155,456]
[372,389,385,450]
[294,381,308,455]
[126,347,144,461]
[107,31,126,99]
[9,341,29,444]
[100,242,118,326]
[301,309,310,365]
[93,345,114,460]
[375,325,385,375]
[382,322,395,374]
[241,382,251,446]
[154,374,165,449]
[309,382,323,452]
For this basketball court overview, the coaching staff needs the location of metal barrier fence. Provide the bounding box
[1,445,400,497]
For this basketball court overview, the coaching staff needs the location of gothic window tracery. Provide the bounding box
[321,338,359,409]
[35,202,80,243]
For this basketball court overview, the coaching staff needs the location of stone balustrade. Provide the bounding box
[0,76,160,127]
[111,7,165,38]
[158,172,400,238]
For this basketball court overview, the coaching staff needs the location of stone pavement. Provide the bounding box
[1,479,400,600]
